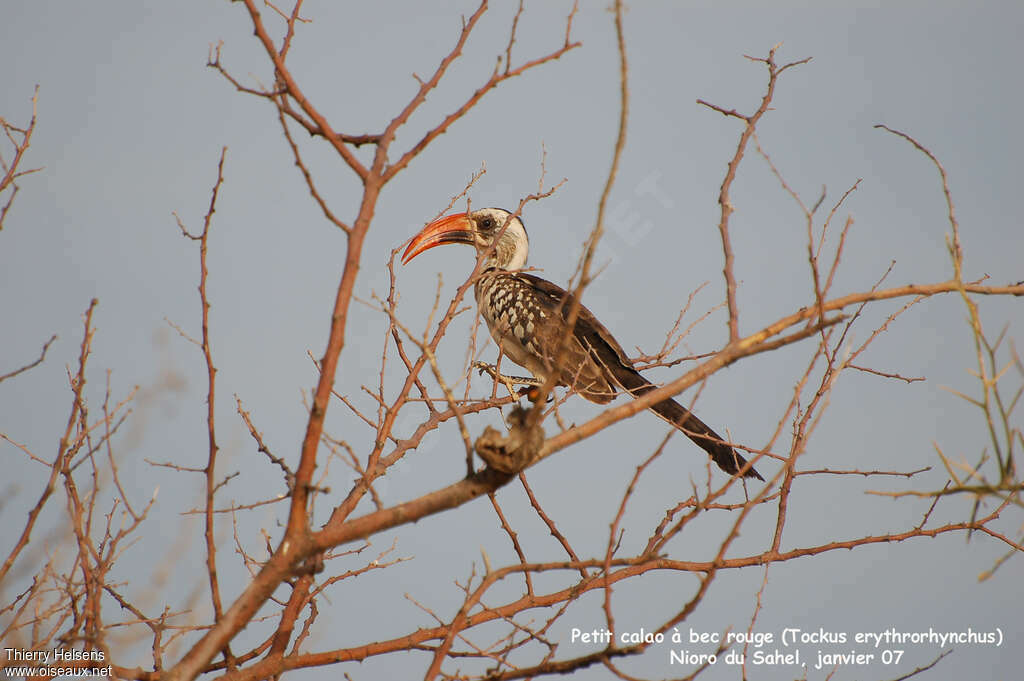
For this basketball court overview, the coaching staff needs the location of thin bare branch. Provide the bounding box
[0,334,56,383]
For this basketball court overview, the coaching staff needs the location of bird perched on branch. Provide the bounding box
[402,207,761,480]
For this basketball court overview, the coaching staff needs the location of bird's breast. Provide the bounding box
[476,275,550,377]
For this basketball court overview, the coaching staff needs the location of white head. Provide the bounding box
[403,207,530,271]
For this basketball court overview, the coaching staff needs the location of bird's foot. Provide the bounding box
[473,361,542,399]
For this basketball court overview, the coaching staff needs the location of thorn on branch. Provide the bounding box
[299,480,330,496]
[696,99,746,121]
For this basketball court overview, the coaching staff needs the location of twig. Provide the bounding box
[174,147,235,669]
[0,334,57,383]
[0,300,96,584]
[698,47,812,342]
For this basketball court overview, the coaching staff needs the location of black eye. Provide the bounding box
[479,216,495,231]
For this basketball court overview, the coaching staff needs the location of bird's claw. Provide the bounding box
[472,361,546,400]
[473,361,494,378]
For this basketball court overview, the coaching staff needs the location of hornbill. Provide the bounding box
[402,207,762,480]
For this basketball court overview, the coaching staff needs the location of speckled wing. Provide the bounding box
[514,274,762,479]
[513,273,632,403]
[477,272,619,402]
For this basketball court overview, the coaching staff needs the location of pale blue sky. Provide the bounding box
[2,2,1021,679]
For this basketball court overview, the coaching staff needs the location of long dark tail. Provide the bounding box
[613,366,762,480]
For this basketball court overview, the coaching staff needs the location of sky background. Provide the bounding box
[2,2,1021,680]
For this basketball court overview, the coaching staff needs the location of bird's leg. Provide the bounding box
[472,361,554,403]
[472,360,542,398]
